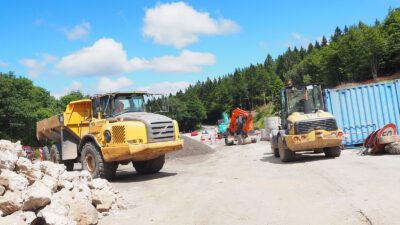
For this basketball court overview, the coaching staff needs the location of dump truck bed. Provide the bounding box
[36,113,64,142]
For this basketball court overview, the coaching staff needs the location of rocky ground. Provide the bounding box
[0,140,123,225]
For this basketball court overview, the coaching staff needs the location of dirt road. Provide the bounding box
[100,139,400,225]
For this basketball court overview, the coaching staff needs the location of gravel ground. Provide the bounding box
[166,136,215,159]
[100,138,400,225]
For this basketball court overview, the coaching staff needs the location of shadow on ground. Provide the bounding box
[260,152,336,164]
[111,171,177,183]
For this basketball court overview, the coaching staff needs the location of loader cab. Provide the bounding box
[280,84,324,129]
[92,92,146,119]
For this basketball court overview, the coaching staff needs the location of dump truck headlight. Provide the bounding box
[287,122,293,130]
[104,130,111,143]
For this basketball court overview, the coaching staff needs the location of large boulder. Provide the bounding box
[68,200,98,225]
[21,211,36,225]
[23,180,52,211]
[91,189,116,213]
[37,196,76,225]
[0,191,23,216]
[39,161,66,178]
[0,185,5,196]
[0,170,28,192]
[15,157,32,173]
[42,175,58,193]
[385,142,400,154]
[0,214,26,225]
[89,178,114,191]
[0,140,24,171]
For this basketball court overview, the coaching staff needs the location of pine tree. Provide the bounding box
[307,43,314,53]
[314,40,321,50]
[321,36,328,47]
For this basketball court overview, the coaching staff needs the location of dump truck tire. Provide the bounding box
[133,155,165,174]
[42,146,50,161]
[278,136,295,162]
[81,142,117,180]
[324,146,341,157]
[50,144,61,164]
[314,149,324,154]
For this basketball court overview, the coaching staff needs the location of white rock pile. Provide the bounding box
[0,140,123,225]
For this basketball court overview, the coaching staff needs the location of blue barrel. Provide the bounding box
[324,80,400,146]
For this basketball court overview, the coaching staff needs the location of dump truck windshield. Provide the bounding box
[286,85,323,114]
[113,94,145,115]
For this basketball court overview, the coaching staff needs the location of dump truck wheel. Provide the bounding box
[42,146,50,161]
[314,149,324,154]
[324,146,341,157]
[278,136,295,162]
[50,144,61,164]
[81,142,117,180]
[133,155,165,174]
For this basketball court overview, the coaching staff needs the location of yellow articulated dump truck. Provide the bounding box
[37,92,184,179]
[271,84,343,162]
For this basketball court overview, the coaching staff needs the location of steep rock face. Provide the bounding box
[0,139,124,224]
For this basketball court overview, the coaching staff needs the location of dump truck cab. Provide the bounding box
[271,84,343,162]
[37,91,183,179]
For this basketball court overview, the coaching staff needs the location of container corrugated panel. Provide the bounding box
[325,80,400,145]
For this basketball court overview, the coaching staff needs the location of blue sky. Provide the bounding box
[0,0,398,97]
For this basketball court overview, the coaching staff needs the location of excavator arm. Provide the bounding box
[227,108,253,135]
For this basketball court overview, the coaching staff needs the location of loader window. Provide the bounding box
[286,86,323,114]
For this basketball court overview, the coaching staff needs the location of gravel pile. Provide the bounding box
[166,136,215,159]
[0,140,123,225]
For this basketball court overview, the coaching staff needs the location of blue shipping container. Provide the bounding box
[325,80,400,146]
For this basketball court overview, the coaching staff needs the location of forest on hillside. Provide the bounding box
[149,8,400,130]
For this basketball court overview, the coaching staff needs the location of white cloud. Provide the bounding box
[55,38,215,77]
[281,32,323,49]
[52,81,83,99]
[138,81,191,94]
[96,76,134,93]
[19,53,58,78]
[142,2,240,48]
[258,41,268,50]
[62,20,91,40]
[0,60,9,67]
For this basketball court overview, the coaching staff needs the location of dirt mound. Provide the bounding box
[166,136,215,159]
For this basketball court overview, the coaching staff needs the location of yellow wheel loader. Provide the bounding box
[37,92,183,179]
[271,84,343,162]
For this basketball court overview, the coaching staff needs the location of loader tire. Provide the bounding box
[278,136,295,162]
[42,146,50,161]
[50,144,61,164]
[133,155,165,174]
[81,142,117,180]
[324,146,341,157]
[272,145,280,157]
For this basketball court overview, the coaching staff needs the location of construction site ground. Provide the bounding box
[98,135,400,225]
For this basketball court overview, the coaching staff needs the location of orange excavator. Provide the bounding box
[225,108,257,145]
